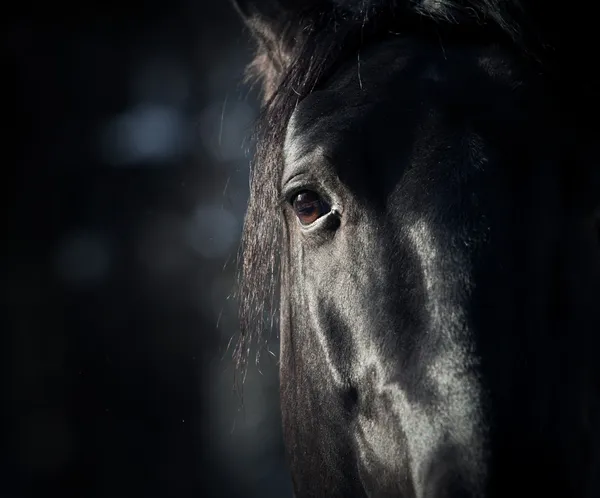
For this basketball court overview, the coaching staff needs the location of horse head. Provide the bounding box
[233,1,600,496]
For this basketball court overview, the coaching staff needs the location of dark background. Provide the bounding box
[5,3,290,497]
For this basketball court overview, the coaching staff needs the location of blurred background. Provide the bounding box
[5,3,291,497]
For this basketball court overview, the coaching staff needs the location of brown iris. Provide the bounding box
[291,190,330,225]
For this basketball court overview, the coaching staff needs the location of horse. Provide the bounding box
[231,1,600,496]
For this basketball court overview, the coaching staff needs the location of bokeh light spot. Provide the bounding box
[185,205,239,259]
[100,104,188,166]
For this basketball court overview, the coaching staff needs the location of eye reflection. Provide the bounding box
[291,190,331,225]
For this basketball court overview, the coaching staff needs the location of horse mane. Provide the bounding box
[232,0,593,378]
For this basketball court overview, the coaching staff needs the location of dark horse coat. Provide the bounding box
[233,1,600,496]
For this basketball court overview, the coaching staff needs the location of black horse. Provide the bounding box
[232,1,600,496]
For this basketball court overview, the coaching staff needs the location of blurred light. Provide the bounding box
[210,362,268,454]
[207,357,288,497]
[185,205,239,259]
[100,104,188,166]
[199,99,256,162]
[54,230,111,287]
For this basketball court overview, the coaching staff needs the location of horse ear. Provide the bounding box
[233,0,320,100]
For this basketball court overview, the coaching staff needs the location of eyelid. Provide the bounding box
[279,178,328,206]
[298,207,341,232]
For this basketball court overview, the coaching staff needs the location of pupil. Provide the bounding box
[293,191,324,224]
[298,201,318,214]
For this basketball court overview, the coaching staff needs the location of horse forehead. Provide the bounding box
[284,72,408,163]
[285,40,415,148]
[284,95,364,166]
[284,41,522,168]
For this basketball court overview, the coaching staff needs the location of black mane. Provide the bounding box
[233,0,593,375]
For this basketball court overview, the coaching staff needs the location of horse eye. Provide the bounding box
[291,190,330,225]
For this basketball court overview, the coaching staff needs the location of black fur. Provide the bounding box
[233,1,600,496]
